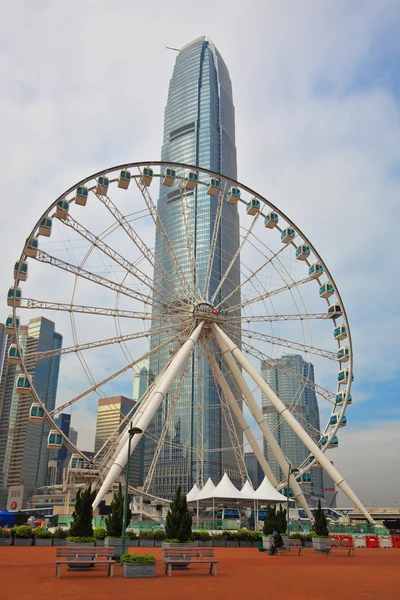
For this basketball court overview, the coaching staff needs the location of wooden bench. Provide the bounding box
[326,539,355,556]
[162,547,218,576]
[277,538,304,556]
[55,547,115,578]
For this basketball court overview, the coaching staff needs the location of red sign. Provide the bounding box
[10,501,17,510]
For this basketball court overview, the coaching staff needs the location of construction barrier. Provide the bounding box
[366,535,380,548]
[379,536,393,548]
[353,535,367,548]
[391,536,400,548]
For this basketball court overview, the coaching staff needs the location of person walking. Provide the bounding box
[269,530,284,555]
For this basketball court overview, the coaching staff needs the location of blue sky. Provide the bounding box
[0,0,399,505]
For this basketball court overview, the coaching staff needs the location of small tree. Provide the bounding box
[314,499,329,536]
[105,484,130,537]
[276,504,287,534]
[263,504,277,535]
[165,485,192,542]
[69,485,96,538]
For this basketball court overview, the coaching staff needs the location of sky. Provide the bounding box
[1,0,399,506]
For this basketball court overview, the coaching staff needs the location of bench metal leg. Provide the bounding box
[168,564,172,577]
[56,564,60,579]
[213,563,218,576]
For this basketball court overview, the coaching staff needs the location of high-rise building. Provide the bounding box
[323,462,337,508]
[0,317,62,508]
[244,452,263,489]
[49,413,71,485]
[146,36,242,498]
[133,359,152,402]
[261,354,324,499]
[94,396,141,485]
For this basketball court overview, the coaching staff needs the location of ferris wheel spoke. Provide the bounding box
[142,353,191,493]
[33,249,169,311]
[241,328,337,360]
[63,214,172,301]
[177,184,200,300]
[134,175,194,301]
[230,312,335,323]
[27,322,188,362]
[228,332,336,403]
[97,192,191,305]
[202,183,226,301]
[211,212,260,305]
[224,274,314,314]
[50,325,192,417]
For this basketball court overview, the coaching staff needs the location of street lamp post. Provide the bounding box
[120,424,143,563]
[287,464,300,537]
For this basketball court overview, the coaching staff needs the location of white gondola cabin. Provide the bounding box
[281,228,296,244]
[7,287,21,307]
[335,392,352,406]
[75,186,89,206]
[334,325,347,340]
[56,200,69,220]
[301,473,312,484]
[321,436,338,448]
[227,186,240,204]
[207,178,220,196]
[5,315,19,335]
[246,198,261,215]
[96,176,109,195]
[331,415,347,428]
[184,171,198,190]
[141,167,153,187]
[309,456,321,468]
[337,346,350,362]
[328,304,342,318]
[16,375,30,394]
[8,344,22,365]
[308,262,323,279]
[29,403,44,423]
[338,368,354,384]
[39,217,52,237]
[48,431,63,450]
[319,283,334,299]
[296,245,311,261]
[162,168,176,187]
[118,170,131,189]
[264,212,279,228]
[25,237,39,258]
[70,454,86,469]
[14,261,28,282]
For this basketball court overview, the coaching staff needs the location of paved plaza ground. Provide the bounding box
[0,546,399,600]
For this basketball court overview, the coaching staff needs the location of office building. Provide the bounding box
[244,452,263,489]
[261,354,324,499]
[146,36,242,498]
[0,317,62,508]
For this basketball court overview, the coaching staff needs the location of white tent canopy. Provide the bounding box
[241,480,255,498]
[254,477,287,502]
[187,473,255,504]
[191,477,216,502]
[186,483,200,502]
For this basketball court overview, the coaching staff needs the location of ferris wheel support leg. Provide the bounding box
[206,344,278,486]
[213,324,374,524]
[92,321,204,510]
[212,326,312,520]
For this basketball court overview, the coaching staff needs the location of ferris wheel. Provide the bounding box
[8,161,372,522]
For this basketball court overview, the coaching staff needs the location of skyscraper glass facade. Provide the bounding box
[0,317,62,508]
[261,355,324,499]
[146,36,242,498]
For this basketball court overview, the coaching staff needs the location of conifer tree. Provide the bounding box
[314,499,329,536]
[105,484,130,537]
[70,485,96,537]
[165,485,192,542]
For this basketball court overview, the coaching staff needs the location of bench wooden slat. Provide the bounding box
[162,546,218,577]
[55,547,115,578]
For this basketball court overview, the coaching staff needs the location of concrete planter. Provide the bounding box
[105,537,121,559]
[95,539,105,547]
[123,563,156,578]
[225,541,239,547]
[303,541,313,548]
[66,541,95,570]
[13,537,33,546]
[239,541,253,547]
[312,538,332,554]
[262,536,273,551]
[127,539,139,547]
[139,540,155,547]
[154,540,163,547]
[34,538,53,546]
[0,538,11,546]
[212,540,226,547]
[53,539,68,546]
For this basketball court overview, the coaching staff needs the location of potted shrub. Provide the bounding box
[139,529,155,547]
[0,527,11,546]
[312,500,331,553]
[192,529,212,547]
[12,525,33,546]
[236,528,253,547]
[303,531,316,548]
[126,530,139,547]
[53,527,69,546]
[211,532,226,547]
[154,529,166,547]
[105,484,129,559]
[121,553,156,578]
[94,526,106,546]
[67,486,96,569]
[222,531,239,547]
[34,526,53,546]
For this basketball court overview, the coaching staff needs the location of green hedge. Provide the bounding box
[93,526,106,540]
[13,525,32,538]
[121,553,156,564]
[33,527,53,539]
[66,536,95,543]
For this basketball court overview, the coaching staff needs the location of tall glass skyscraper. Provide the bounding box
[261,355,324,499]
[0,317,62,508]
[146,36,242,498]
